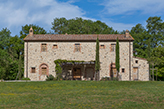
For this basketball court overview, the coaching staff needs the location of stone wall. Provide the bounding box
[132,57,149,81]
[24,41,148,81]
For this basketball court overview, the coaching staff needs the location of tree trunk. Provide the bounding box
[152,65,154,81]
[117,71,119,81]
[156,70,157,81]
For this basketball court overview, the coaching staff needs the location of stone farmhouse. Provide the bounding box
[23,27,149,81]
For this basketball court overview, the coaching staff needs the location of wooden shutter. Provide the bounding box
[31,67,36,73]
[75,44,80,52]
[41,44,47,52]
[111,44,116,52]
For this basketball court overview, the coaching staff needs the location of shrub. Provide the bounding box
[46,74,55,81]
[22,77,30,80]
[112,77,119,81]
[100,77,119,81]
[101,77,111,81]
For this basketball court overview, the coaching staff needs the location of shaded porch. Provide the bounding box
[60,62,95,80]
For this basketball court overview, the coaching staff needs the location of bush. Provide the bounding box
[100,77,119,81]
[101,77,111,81]
[46,74,55,81]
[112,77,119,81]
[22,77,30,80]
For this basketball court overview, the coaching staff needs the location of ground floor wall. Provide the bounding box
[24,60,149,81]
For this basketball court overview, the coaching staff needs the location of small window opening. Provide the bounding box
[135,60,138,64]
[111,44,116,52]
[75,44,80,52]
[30,30,33,32]
[100,45,105,49]
[31,67,36,73]
[41,44,47,52]
[53,44,58,49]
[122,68,125,73]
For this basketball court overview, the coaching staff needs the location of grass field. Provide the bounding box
[0,81,164,109]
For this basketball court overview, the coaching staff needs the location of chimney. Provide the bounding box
[29,27,33,36]
[125,30,130,38]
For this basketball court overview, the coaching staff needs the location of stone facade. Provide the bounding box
[24,28,149,81]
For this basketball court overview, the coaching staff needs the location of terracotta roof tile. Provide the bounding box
[23,34,134,41]
[133,56,147,61]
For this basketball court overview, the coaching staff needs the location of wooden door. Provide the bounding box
[133,67,138,80]
[112,68,117,77]
[73,68,81,79]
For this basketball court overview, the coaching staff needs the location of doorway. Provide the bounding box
[133,67,138,80]
[73,68,81,80]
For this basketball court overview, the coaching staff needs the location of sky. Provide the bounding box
[0,0,164,36]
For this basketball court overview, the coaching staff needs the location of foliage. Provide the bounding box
[52,17,117,34]
[20,24,47,39]
[130,16,164,80]
[116,37,120,72]
[46,74,55,81]
[130,24,148,58]
[22,77,30,80]
[95,37,100,71]
[101,77,111,81]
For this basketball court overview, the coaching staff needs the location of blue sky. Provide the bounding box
[0,0,164,36]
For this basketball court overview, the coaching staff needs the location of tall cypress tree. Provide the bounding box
[95,37,100,80]
[116,37,120,75]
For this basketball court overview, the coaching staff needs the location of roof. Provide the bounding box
[133,56,147,61]
[23,34,134,41]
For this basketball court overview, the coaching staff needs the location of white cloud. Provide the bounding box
[103,20,134,31]
[102,0,164,15]
[0,0,145,35]
[0,0,85,35]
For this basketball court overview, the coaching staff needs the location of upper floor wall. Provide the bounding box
[24,41,133,62]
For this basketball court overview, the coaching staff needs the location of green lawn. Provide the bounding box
[0,81,164,109]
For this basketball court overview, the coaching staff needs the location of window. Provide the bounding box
[122,68,125,73]
[41,44,47,52]
[100,45,105,49]
[53,44,58,49]
[75,44,80,52]
[42,67,47,75]
[31,67,36,73]
[135,60,138,64]
[111,44,116,52]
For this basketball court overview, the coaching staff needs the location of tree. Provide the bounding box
[115,37,120,79]
[7,36,24,80]
[149,46,164,81]
[0,28,12,79]
[52,17,116,34]
[95,37,100,81]
[0,28,11,49]
[131,16,164,81]
[130,24,148,58]
[146,16,164,48]
[20,24,47,39]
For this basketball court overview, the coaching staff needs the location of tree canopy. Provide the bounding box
[20,24,47,39]
[52,17,117,34]
[130,16,164,80]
